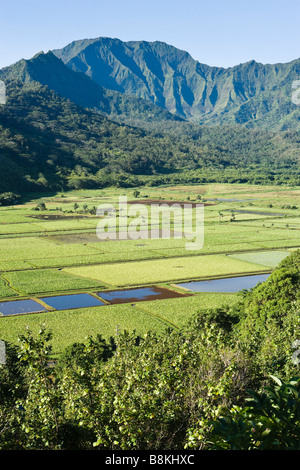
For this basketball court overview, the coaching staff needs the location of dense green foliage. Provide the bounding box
[1,79,300,194]
[208,376,300,450]
[0,250,299,450]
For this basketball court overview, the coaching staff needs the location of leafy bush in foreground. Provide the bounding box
[206,376,300,450]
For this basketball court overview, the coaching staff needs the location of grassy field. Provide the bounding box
[2,269,104,296]
[63,254,269,287]
[226,250,290,268]
[1,182,300,354]
[134,292,239,329]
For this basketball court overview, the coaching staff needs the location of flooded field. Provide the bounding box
[176,274,271,293]
[204,198,255,202]
[40,293,105,310]
[0,286,189,316]
[48,233,101,244]
[49,229,184,244]
[97,286,190,304]
[0,299,48,316]
[223,209,285,216]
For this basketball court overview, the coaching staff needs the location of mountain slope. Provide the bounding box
[1,79,300,194]
[0,51,182,126]
[1,39,300,195]
[53,37,300,130]
[0,80,176,193]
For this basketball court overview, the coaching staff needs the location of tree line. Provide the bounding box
[1,80,300,195]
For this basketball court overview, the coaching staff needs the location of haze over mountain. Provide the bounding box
[53,37,300,130]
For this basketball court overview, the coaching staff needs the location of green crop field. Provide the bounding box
[1,182,300,354]
[2,268,104,296]
[63,254,269,287]
[134,292,239,329]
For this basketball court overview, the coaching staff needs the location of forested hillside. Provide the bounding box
[1,79,300,194]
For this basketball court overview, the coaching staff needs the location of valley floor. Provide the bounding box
[0,182,299,356]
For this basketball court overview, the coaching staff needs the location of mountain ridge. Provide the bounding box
[1,36,300,195]
[52,37,300,130]
[0,50,181,126]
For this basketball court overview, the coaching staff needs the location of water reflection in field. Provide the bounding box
[176,274,270,293]
[0,299,47,316]
[41,293,105,310]
[97,286,189,304]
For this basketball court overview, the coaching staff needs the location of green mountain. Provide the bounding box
[53,37,300,130]
[0,78,300,194]
[0,39,300,195]
[0,79,186,193]
[0,51,181,126]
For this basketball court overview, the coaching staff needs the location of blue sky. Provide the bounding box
[0,0,300,69]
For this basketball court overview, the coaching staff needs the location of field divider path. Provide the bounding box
[129,303,180,331]
[0,273,26,297]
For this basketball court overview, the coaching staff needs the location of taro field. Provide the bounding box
[0,183,300,356]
